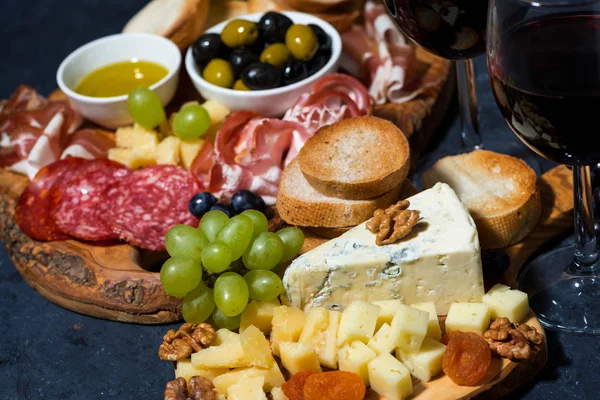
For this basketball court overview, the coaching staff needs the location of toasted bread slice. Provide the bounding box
[275,0,352,13]
[205,0,250,28]
[277,159,402,227]
[298,116,410,200]
[421,150,541,249]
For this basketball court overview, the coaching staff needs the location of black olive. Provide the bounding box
[192,33,228,67]
[259,11,293,43]
[307,50,331,75]
[282,58,309,86]
[241,62,281,90]
[308,23,332,54]
[229,47,259,77]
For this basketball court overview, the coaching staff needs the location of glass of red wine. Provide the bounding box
[487,0,600,334]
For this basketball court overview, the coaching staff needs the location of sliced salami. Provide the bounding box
[14,157,87,241]
[98,165,201,251]
[50,159,131,241]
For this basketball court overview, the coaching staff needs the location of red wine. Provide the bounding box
[490,13,600,166]
[384,0,488,59]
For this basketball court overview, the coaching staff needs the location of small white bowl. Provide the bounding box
[57,33,181,129]
[186,12,342,117]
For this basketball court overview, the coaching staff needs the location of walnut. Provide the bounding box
[483,317,543,361]
[159,323,216,361]
[367,200,420,246]
[164,376,216,400]
[164,378,188,400]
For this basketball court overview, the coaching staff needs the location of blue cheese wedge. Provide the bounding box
[282,183,484,315]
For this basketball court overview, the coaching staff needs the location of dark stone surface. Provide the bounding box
[0,0,596,399]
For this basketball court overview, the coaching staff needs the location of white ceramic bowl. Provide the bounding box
[57,33,181,129]
[186,12,342,117]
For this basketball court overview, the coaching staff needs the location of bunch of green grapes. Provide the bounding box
[160,209,304,329]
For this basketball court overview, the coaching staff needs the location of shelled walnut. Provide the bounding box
[159,323,216,361]
[483,317,543,360]
[367,200,420,246]
[164,376,216,400]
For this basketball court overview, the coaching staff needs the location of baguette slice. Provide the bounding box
[421,150,541,249]
[298,116,410,200]
[277,159,402,228]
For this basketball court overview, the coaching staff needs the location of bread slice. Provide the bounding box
[421,150,541,249]
[298,116,410,200]
[277,159,402,227]
[205,0,250,29]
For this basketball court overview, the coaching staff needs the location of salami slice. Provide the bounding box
[98,165,201,251]
[14,157,87,241]
[50,159,131,241]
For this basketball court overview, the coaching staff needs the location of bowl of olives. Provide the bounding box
[185,11,341,117]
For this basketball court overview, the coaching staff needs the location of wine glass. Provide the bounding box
[487,0,600,334]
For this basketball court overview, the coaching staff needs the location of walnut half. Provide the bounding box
[367,200,420,246]
[483,317,543,360]
[164,376,216,400]
[158,323,216,361]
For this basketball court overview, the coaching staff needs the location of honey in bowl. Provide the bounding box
[75,59,168,98]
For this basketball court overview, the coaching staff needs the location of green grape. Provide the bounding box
[182,283,215,323]
[214,272,249,317]
[217,214,254,260]
[241,209,269,238]
[276,227,305,263]
[201,241,233,273]
[127,88,166,130]
[173,104,211,140]
[244,269,283,301]
[199,210,230,242]
[242,232,284,270]
[163,287,188,298]
[212,308,241,330]
[160,257,202,295]
[165,224,208,262]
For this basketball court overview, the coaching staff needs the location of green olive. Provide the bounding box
[221,19,259,48]
[260,43,291,67]
[285,24,318,62]
[202,59,234,88]
[233,79,250,91]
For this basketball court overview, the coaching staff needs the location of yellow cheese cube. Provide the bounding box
[263,361,286,391]
[390,304,429,352]
[179,138,205,170]
[115,124,158,149]
[298,307,341,368]
[108,148,156,169]
[319,310,341,368]
[213,368,268,395]
[191,338,249,369]
[240,299,280,334]
[367,323,396,355]
[271,306,306,356]
[337,340,377,386]
[396,338,446,382]
[368,353,413,400]
[271,387,289,400]
[240,325,275,368]
[373,299,402,331]
[212,328,239,346]
[337,301,381,347]
[155,136,181,165]
[174,359,228,382]
[279,341,322,375]
[445,303,490,336]
[482,284,529,323]
[203,99,231,124]
[227,376,267,400]
[411,302,442,340]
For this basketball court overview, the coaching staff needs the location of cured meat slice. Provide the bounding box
[98,165,201,251]
[14,157,87,241]
[50,159,131,241]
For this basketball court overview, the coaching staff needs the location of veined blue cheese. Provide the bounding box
[282,183,484,315]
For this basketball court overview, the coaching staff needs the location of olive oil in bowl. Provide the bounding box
[75,59,168,98]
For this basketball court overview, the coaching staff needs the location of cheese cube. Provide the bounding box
[482,284,529,323]
[227,376,267,400]
[155,136,181,165]
[445,303,490,336]
[367,323,396,355]
[271,387,289,400]
[337,341,377,386]
[174,359,228,382]
[271,306,306,356]
[115,124,158,149]
[396,338,446,382]
[373,299,402,330]
[212,328,239,346]
[337,301,381,347]
[179,138,205,170]
[240,299,280,334]
[213,368,268,395]
[299,307,341,368]
[108,148,156,169]
[279,342,322,375]
[263,361,286,391]
[411,302,442,340]
[191,338,249,368]
[368,353,413,400]
[240,325,275,368]
[203,99,231,124]
[320,310,341,368]
[389,304,429,352]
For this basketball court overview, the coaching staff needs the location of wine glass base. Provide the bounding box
[517,244,600,335]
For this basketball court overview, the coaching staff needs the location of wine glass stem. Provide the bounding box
[456,59,483,151]
[570,165,600,274]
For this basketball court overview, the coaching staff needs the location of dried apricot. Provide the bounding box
[303,371,366,400]
[282,370,317,400]
[442,331,491,386]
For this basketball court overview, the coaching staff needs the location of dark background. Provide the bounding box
[0,0,597,399]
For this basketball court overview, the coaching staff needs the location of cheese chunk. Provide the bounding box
[396,338,446,382]
[227,376,267,400]
[115,124,158,149]
[216,394,226,400]
[271,387,289,400]
[283,183,484,314]
[212,328,239,346]
[373,299,402,330]
[482,284,529,323]
[411,302,442,340]
[240,299,280,334]
[108,147,156,169]
[263,362,286,391]
[213,368,268,395]
[390,304,429,352]
[279,342,322,375]
[179,139,205,170]
[175,359,228,382]
[203,99,231,124]
[299,307,341,368]
[367,323,395,355]
[271,306,306,356]
[368,353,413,400]
[337,301,380,347]
[240,325,275,368]
[337,341,377,386]
[155,136,180,165]
[445,302,490,336]
[191,338,248,369]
